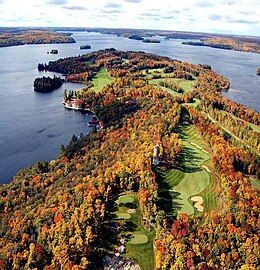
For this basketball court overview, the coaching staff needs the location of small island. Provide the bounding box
[49,49,58,54]
[80,45,91,50]
[129,34,144,41]
[142,38,161,43]
[34,75,63,93]
[257,68,260,75]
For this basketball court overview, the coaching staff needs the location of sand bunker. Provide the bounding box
[191,196,204,212]
[127,209,136,214]
[191,196,203,203]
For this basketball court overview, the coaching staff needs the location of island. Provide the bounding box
[0,49,259,270]
[82,27,260,54]
[257,68,260,75]
[49,49,58,54]
[33,75,63,92]
[182,41,233,50]
[129,34,144,41]
[0,30,76,48]
[142,38,161,43]
[80,45,91,50]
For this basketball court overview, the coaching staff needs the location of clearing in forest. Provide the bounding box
[150,77,196,95]
[90,68,113,92]
[157,123,217,215]
[113,193,155,270]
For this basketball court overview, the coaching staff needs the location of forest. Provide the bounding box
[0,30,76,48]
[34,76,63,93]
[0,49,259,270]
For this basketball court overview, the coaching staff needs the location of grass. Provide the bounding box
[116,195,135,204]
[224,111,260,133]
[249,123,260,133]
[173,170,210,215]
[90,68,113,92]
[150,77,196,95]
[114,212,131,220]
[114,193,155,270]
[157,122,217,215]
[127,233,148,244]
[250,178,260,190]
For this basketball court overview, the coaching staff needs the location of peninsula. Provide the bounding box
[0,30,76,48]
[0,49,259,270]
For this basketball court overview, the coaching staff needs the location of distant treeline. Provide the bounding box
[0,30,76,48]
[182,41,233,50]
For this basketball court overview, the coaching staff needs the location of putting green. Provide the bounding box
[173,169,210,215]
[128,233,148,244]
[114,212,131,220]
[116,195,135,204]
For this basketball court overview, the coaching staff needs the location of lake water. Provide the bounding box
[0,32,259,183]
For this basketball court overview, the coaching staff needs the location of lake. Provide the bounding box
[0,31,259,183]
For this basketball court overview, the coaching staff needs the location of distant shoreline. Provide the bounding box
[0,30,76,48]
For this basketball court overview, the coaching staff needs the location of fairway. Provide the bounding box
[157,122,216,215]
[90,68,113,92]
[150,77,196,95]
[250,178,260,190]
[113,193,155,270]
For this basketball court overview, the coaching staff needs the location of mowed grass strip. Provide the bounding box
[250,178,260,190]
[157,169,185,189]
[150,77,196,95]
[157,123,215,215]
[114,193,155,270]
[90,68,113,92]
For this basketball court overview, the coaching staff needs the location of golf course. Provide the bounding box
[157,121,217,215]
[113,193,155,270]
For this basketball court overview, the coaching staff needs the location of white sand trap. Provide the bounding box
[127,209,136,214]
[194,202,204,212]
[191,196,203,203]
[191,196,204,212]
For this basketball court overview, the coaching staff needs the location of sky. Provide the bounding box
[0,0,259,36]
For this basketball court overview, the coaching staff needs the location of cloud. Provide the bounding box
[100,9,123,14]
[0,0,259,36]
[161,15,174,20]
[195,1,213,8]
[227,19,259,24]
[208,14,223,21]
[47,0,67,5]
[238,10,256,15]
[140,12,158,17]
[220,0,237,5]
[123,0,142,3]
[104,3,122,8]
[63,5,87,11]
